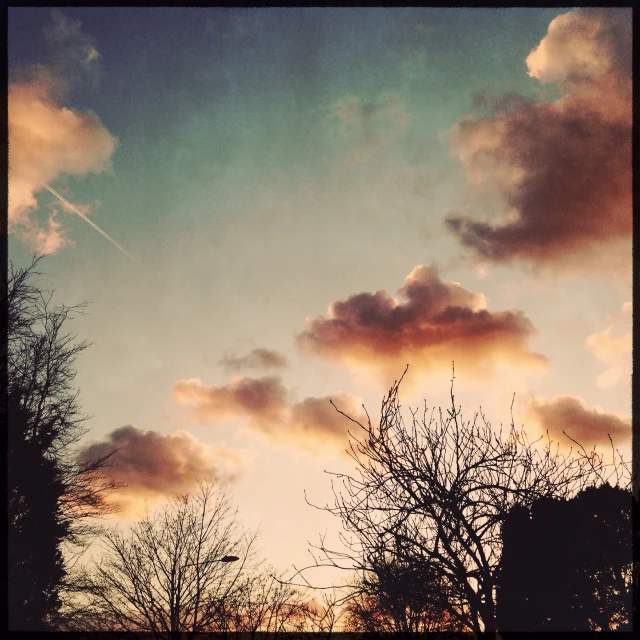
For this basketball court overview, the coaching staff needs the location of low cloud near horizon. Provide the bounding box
[77,425,245,511]
[296,265,547,385]
[446,8,631,269]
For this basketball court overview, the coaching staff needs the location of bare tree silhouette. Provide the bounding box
[80,481,259,638]
[301,365,630,633]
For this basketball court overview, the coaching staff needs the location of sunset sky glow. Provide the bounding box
[8,7,632,584]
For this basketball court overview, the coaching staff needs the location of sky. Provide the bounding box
[8,7,632,586]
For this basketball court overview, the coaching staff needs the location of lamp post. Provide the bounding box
[181,555,240,633]
[184,555,240,567]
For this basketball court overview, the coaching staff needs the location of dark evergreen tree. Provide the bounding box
[497,483,632,632]
[8,395,67,630]
[5,257,119,630]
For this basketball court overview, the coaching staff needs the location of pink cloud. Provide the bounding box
[9,12,117,253]
[586,302,632,388]
[526,395,630,447]
[77,426,244,507]
[296,265,547,382]
[446,9,631,268]
[172,376,366,452]
[172,376,288,424]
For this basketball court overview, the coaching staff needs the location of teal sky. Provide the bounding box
[8,8,631,583]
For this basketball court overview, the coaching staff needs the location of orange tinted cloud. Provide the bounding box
[283,393,367,450]
[9,12,117,253]
[172,376,366,452]
[77,426,245,509]
[526,396,630,447]
[446,9,631,267]
[220,348,289,372]
[172,376,288,424]
[585,302,632,388]
[296,265,547,382]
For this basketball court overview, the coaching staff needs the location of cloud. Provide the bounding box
[220,348,289,372]
[77,426,245,508]
[42,9,102,86]
[526,395,631,447]
[172,376,366,452]
[280,392,366,450]
[8,11,117,253]
[17,211,71,255]
[296,265,547,383]
[525,8,631,90]
[445,8,631,268]
[586,301,632,388]
[172,376,289,424]
[330,91,411,166]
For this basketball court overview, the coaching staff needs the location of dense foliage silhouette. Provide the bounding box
[497,483,632,631]
[344,553,459,636]
[6,257,118,630]
[8,394,67,630]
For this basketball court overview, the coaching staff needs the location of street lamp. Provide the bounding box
[184,555,240,567]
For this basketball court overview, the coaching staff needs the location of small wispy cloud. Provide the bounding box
[586,301,631,388]
[220,348,289,372]
[329,91,411,167]
[42,9,102,87]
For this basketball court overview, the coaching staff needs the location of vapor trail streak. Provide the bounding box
[44,185,138,264]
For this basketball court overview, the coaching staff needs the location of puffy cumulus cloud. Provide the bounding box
[9,11,117,253]
[220,348,289,372]
[586,301,632,388]
[77,426,245,509]
[446,8,631,268]
[525,8,631,95]
[172,376,366,453]
[526,395,630,447]
[296,265,547,383]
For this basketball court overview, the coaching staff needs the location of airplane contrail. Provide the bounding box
[44,184,139,264]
